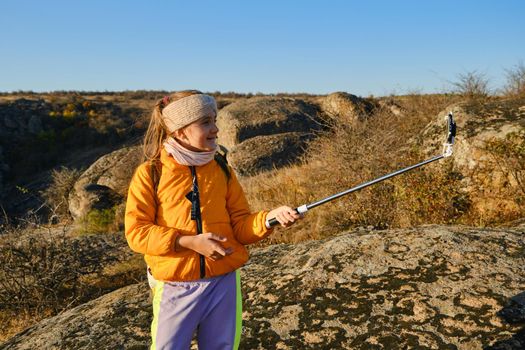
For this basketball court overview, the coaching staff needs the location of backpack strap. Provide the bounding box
[214,144,231,181]
[149,158,162,205]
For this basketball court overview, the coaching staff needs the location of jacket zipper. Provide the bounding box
[189,166,206,279]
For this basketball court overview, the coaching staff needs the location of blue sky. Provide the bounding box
[1,0,524,96]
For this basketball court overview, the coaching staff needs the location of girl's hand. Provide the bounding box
[177,233,234,261]
[267,206,302,228]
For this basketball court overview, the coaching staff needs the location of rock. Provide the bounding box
[83,183,124,212]
[27,115,43,134]
[0,145,6,204]
[3,224,523,349]
[228,132,314,176]
[0,99,49,135]
[420,98,525,223]
[319,92,376,124]
[68,146,142,220]
[378,98,406,116]
[216,96,325,175]
[216,96,323,150]
[1,283,152,350]
[2,113,20,129]
[240,225,525,349]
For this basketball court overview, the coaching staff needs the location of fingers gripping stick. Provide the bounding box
[265,205,308,228]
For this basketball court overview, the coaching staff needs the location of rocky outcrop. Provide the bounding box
[0,99,47,139]
[68,146,142,220]
[0,96,145,219]
[1,283,151,350]
[3,224,523,349]
[228,132,314,176]
[217,97,323,150]
[242,224,525,349]
[0,99,48,203]
[0,145,7,202]
[216,97,324,175]
[318,92,376,124]
[421,98,525,223]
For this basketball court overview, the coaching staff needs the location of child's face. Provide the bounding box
[174,113,219,152]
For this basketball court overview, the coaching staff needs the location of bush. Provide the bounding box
[451,70,491,100]
[40,166,82,223]
[485,131,525,204]
[503,61,525,97]
[0,224,144,341]
[391,162,471,226]
[0,228,102,314]
[0,226,116,340]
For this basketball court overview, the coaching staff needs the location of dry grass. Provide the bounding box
[80,254,145,291]
[485,131,525,198]
[0,222,144,341]
[241,93,472,244]
[0,309,53,342]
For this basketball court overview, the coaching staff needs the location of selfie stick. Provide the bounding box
[266,113,456,228]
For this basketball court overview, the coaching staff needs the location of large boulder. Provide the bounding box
[1,283,151,350]
[216,96,323,150]
[318,92,376,124]
[68,146,142,220]
[3,224,524,349]
[243,224,525,349]
[217,97,324,176]
[420,98,525,222]
[228,132,314,176]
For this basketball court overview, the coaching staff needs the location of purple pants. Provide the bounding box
[150,270,242,350]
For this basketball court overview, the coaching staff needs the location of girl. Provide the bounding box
[125,90,301,350]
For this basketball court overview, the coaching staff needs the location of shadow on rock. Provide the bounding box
[485,291,525,350]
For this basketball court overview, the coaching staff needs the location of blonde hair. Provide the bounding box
[142,90,203,161]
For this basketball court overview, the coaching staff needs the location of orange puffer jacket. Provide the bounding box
[125,149,272,282]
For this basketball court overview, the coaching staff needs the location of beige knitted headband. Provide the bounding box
[161,94,217,132]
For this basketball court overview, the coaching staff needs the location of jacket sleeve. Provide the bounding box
[125,163,179,256]
[226,168,273,245]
